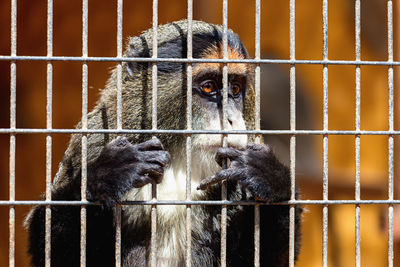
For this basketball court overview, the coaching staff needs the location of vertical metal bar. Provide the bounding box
[116,0,123,131]
[354,1,361,267]
[221,1,228,267]
[186,2,193,266]
[81,0,88,266]
[115,0,123,266]
[9,0,17,266]
[322,0,329,266]
[254,0,261,266]
[289,0,296,266]
[386,1,394,266]
[45,0,53,266]
[115,206,122,267]
[150,1,158,266]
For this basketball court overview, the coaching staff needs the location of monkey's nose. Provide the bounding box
[228,118,233,126]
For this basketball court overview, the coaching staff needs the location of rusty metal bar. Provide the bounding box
[115,0,123,266]
[185,1,193,266]
[45,0,53,266]
[254,0,261,265]
[386,1,394,266]
[322,0,329,266]
[220,1,229,266]
[289,0,296,266]
[9,0,17,266]
[80,0,89,266]
[3,55,400,66]
[2,128,400,136]
[116,0,123,131]
[1,199,400,206]
[354,1,361,266]
[150,1,158,266]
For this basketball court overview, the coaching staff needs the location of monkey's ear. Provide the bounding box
[125,48,137,77]
[125,36,151,76]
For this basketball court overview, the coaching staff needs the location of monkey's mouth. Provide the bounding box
[192,133,247,151]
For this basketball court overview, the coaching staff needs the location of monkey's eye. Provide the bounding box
[231,83,241,96]
[201,81,217,95]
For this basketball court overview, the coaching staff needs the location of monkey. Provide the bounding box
[25,20,302,267]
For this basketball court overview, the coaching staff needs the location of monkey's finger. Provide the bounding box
[215,147,242,167]
[131,175,154,188]
[137,164,164,183]
[135,138,164,151]
[143,151,171,166]
[246,143,270,152]
[109,136,131,147]
[197,169,235,190]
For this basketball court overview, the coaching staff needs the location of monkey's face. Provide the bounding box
[123,21,256,155]
[191,45,250,152]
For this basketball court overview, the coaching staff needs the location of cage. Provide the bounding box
[0,0,399,266]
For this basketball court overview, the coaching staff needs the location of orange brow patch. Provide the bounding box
[193,44,248,76]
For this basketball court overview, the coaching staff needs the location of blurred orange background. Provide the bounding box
[0,0,399,266]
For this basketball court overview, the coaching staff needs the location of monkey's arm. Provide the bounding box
[200,144,302,267]
[26,137,170,266]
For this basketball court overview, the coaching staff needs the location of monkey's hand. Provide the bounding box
[198,144,291,202]
[88,137,170,207]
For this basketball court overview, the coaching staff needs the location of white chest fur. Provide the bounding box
[122,150,219,267]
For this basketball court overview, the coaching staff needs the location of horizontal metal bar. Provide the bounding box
[1,128,400,135]
[1,200,399,206]
[0,55,400,66]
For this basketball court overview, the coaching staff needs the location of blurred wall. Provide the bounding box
[0,0,398,266]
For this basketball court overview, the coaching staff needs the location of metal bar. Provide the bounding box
[395,3,400,252]
[289,0,296,266]
[9,0,17,266]
[3,128,400,135]
[80,0,88,266]
[115,206,122,267]
[150,1,158,266]
[220,1,229,267]
[186,2,193,266]
[2,55,400,66]
[322,0,329,266]
[354,1,361,266]
[386,1,394,266]
[1,199,400,206]
[45,0,53,266]
[115,0,123,266]
[116,0,123,131]
[254,0,261,266]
